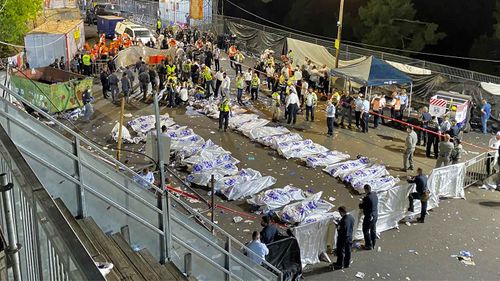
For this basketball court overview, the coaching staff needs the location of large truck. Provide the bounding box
[97,15,124,38]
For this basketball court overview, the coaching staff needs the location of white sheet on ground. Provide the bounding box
[215,168,262,192]
[246,185,309,212]
[305,151,351,168]
[323,157,370,178]
[229,113,260,129]
[127,114,175,136]
[239,119,271,136]
[223,175,277,201]
[276,139,328,159]
[258,133,303,149]
[279,192,334,224]
[186,158,239,186]
[248,126,290,141]
[111,123,145,144]
[345,164,390,188]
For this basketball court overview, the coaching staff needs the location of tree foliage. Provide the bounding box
[357,0,445,52]
[0,0,43,56]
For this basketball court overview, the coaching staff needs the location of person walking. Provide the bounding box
[271,91,281,122]
[436,134,454,168]
[359,185,378,250]
[480,99,491,134]
[407,168,429,223]
[333,206,354,270]
[236,73,245,105]
[221,72,231,97]
[99,69,109,99]
[426,116,440,158]
[81,88,94,121]
[139,70,150,101]
[108,72,119,103]
[214,68,224,98]
[286,90,300,125]
[371,94,385,128]
[250,73,261,100]
[120,73,131,103]
[243,231,269,265]
[305,87,318,121]
[404,126,418,172]
[326,100,336,137]
[218,97,231,132]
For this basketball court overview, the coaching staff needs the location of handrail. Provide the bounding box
[1,82,282,280]
[0,123,105,280]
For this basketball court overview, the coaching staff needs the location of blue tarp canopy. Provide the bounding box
[330,56,413,87]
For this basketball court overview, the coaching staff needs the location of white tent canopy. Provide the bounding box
[480,82,500,96]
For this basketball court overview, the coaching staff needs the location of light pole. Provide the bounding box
[334,0,345,68]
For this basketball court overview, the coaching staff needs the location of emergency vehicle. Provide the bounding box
[429,91,472,132]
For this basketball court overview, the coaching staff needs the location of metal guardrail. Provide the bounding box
[0,123,104,280]
[0,83,282,281]
[220,15,500,84]
[464,152,497,188]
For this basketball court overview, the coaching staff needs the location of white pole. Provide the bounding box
[408,83,413,117]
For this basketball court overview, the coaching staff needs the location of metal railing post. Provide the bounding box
[225,236,231,281]
[211,175,215,235]
[0,173,21,281]
[73,137,87,218]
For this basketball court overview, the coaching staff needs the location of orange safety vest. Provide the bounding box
[84,43,91,52]
[372,99,381,111]
[228,46,237,58]
[394,98,401,110]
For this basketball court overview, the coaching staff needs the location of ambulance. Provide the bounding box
[428,91,472,132]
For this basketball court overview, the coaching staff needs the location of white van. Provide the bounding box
[115,21,156,45]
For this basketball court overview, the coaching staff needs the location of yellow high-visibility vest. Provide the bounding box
[219,100,230,112]
[82,54,91,66]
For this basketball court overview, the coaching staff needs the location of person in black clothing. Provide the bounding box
[417,107,432,146]
[426,116,440,158]
[333,206,354,270]
[99,69,109,99]
[259,216,278,245]
[407,168,429,223]
[157,61,166,90]
[359,185,378,250]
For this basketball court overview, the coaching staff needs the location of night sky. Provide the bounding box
[222,0,499,74]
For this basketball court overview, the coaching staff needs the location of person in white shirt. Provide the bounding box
[178,83,189,103]
[243,231,269,265]
[354,94,364,129]
[244,69,253,93]
[371,94,386,128]
[135,167,155,189]
[326,100,336,137]
[214,47,221,71]
[214,69,224,98]
[361,97,370,133]
[300,79,309,106]
[286,90,300,125]
[265,65,275,91]
[221,72,231,97]
[305,87,318,122]
[440,115,451,133]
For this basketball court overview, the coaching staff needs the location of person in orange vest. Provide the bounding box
[371,93,386,128]
[84,42,91,52]
[228,45,237,68]
[100,45,109,59]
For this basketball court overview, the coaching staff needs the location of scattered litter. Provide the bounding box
[478,249,483,252]
[248,156,255,160]
[405,277,411,281]
[210,131,216,134]
[243,229,251,232]
[319,252,331,263]
[355,272,365,279]
[457,250,475,266]
[405,222,411,226]
[328,197,336,202]
[243,220,254,224]
[123,113,133,118]
[377,246,381,252]
[233,216,243,223]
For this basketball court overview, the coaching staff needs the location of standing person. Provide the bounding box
[139,70,150,101]
[234,51,244,75]
[436,134,454,168]
[480,99,491,134]
[426,116,440,158]
[450,139,464,165]
[266,65,275,91]
[399,90,408,120]
[260,216,278,244]
[108,72,119,103]
[354,94,364,129]
[286,89,300,125]
[135,57,144,72]
[244,68,253,94]
[156,18,162,34]
[82,52,92,76]
[221,72,231,97]
[243,231,269,265]
[213,46,221,71]
[333,206,354,270]
[417,107,432,146]
[404,126,418,172]
[236,73,245,105]
[149,67,158,94]
[157,60,166,90]
[271,91,281,122]
[361,96,370,133]
[214,68,224,98]
[359,185,378,250]
[407,168,429,223]
[99,69,109,99]
[305,87,318,121]
[81,88,94,121]
[120,73,131,103]
[339,92,353,128]
[250,73,261,101]
[371,94,386,128]
[125,66,135,92]
[218,97,231,132]
[326,100,336,137]
[300,78,309,106]
[202,65,214,97]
